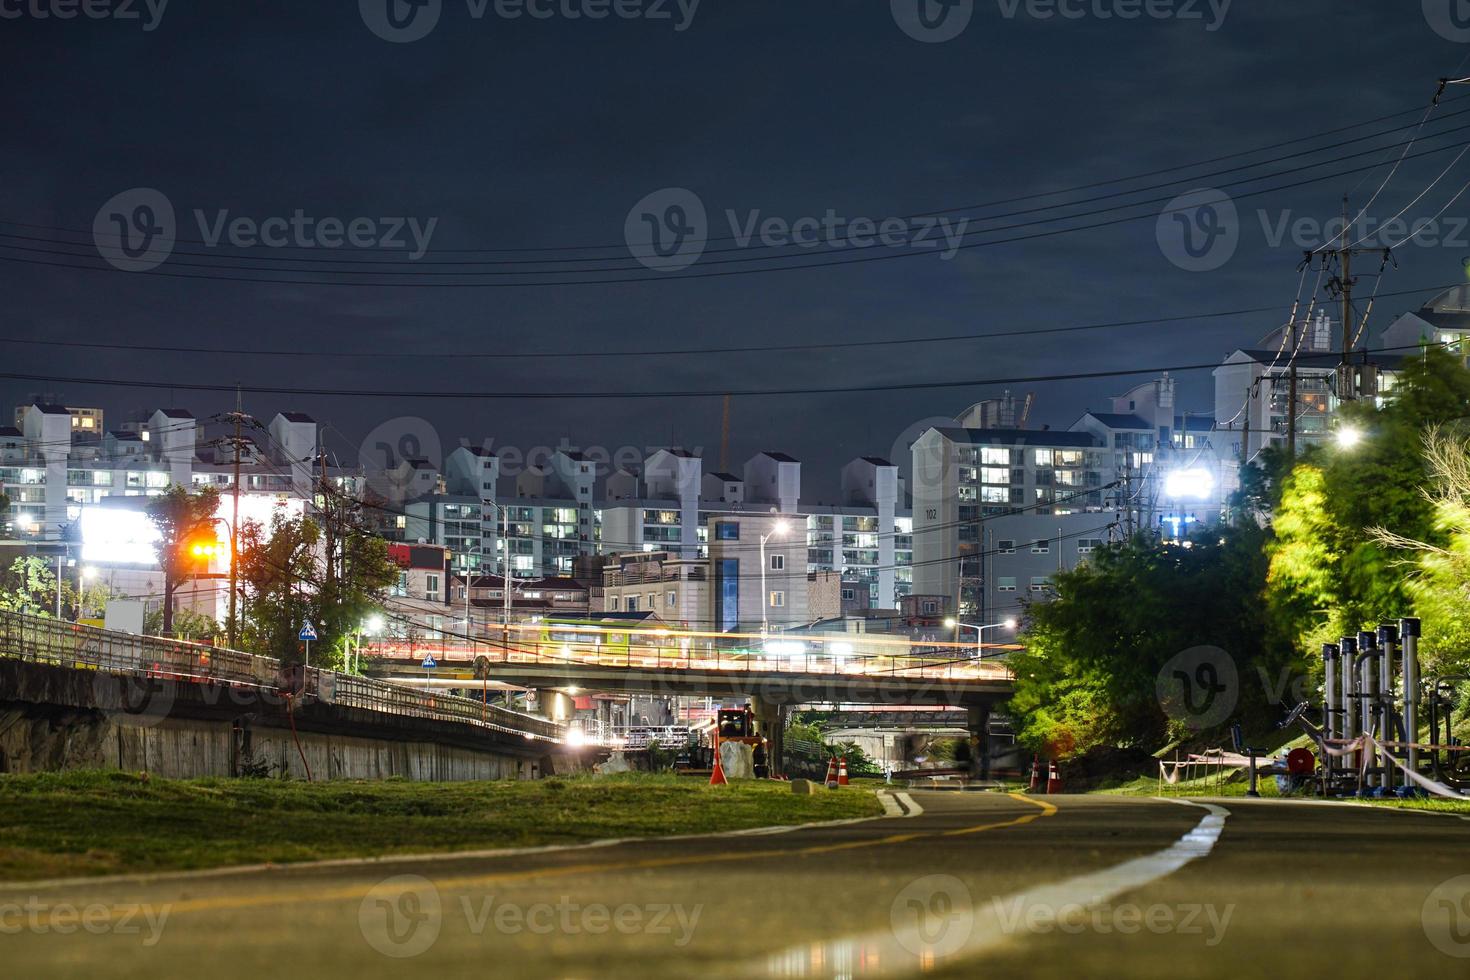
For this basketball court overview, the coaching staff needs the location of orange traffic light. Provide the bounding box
[181,534,222,573]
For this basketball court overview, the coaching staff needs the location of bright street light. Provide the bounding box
[1163,467,1215,500]
[950,619,1018,659]
[1335,425,1364,450]
[365,614,385,634]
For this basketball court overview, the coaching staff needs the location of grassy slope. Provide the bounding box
[1096,768,1470,814]
[0,771,882,882]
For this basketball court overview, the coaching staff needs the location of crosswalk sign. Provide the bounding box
[299,621,318,642]
[421,653,438,669]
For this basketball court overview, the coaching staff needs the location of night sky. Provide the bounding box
[4,2,1470,498]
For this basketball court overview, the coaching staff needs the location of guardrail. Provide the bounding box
[0,609,565,744]
[365,637,1014,683]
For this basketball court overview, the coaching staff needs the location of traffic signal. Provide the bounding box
[180,533,222,575]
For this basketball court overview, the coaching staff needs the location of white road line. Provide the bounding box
[755,798,1229,978]
[894,792,924,817]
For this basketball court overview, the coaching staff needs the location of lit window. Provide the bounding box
[769,591,786,608]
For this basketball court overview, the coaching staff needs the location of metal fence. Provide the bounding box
[0,609,564,744]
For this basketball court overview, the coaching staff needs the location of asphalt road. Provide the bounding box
[4,791,1469,979]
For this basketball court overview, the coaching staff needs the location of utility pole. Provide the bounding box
[222,395,250,650]
[1287,318,1299,460]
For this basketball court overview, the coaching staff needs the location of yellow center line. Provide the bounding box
[103,793,1061,919]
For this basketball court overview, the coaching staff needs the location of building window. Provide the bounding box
[997,539,1016,554]
[841,588,856,601]
[626,596,639,612]
[922,599,938,614]
[716,522,739,540]
[667,591,677,608]
[769,554,785,571]
[769,591,785,608]
[425,574,440,599]
[1031,540,1050,554]
[1077,538,1103,554]
[997,576,1017,592]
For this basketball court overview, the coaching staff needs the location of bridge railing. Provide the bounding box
[0,609,565,744]
[364,636,1014,682]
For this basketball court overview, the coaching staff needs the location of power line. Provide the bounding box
[5,138,1469,288]
[0,341,1449,402]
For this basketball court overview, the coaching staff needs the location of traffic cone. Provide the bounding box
[709,747,728,787]
[1028,756,1041,792]
[1046,759,1062,794]
[824,757,839,790]
[838,756,850,786]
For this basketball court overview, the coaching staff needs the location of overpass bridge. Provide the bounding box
[362,624,1018,777]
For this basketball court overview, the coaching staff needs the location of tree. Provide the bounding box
[147,484,222,636]
[237,512,397,668]
[0,556,64,617]
[1266,347,1470,653]
[1369,424,1470,677]
[1005,525,1296,756]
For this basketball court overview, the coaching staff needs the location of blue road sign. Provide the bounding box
[299,621,318,642]
[421,653,438,669]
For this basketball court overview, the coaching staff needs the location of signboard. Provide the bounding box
[421,653,439,669]
[299,622,318,642]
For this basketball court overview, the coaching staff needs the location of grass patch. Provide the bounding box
[1095,769,1470,813]
[0,771,882,882]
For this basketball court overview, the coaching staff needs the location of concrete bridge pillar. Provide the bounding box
[750,696,787,778]
[966,704,991,782]
[535,690,575,723]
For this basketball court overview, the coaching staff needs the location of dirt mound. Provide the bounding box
[1057,745,1158,792]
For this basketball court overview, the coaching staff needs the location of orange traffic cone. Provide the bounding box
[824,757,839,790]
[838,756,850,786]
[710,746,728,786]
[1046,759,1062,794]
[1028,756,1042,792]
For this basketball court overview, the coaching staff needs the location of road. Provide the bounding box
[4,791,1469,978]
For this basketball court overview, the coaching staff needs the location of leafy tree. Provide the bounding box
[1005,525,1295,756]
[146,484,222,636]
[238,512,397,668]
[0,556,65,617]
[1266,347,1470,652]
[1369,424,1470,677]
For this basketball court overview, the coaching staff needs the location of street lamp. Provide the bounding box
[759,518,790,636]
[943,617,1018,659]
[1335,425,1364,450]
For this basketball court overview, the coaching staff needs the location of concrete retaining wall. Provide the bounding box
[0,658,577,781]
